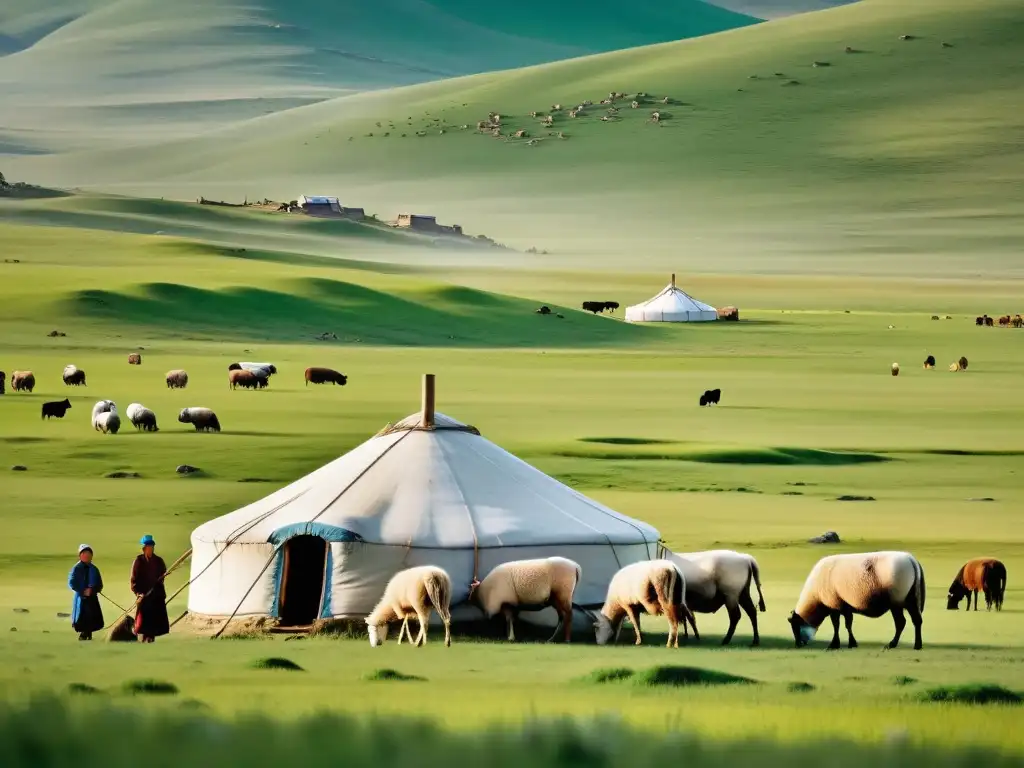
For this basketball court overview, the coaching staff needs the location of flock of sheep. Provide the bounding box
[892,355,968,376]
[364,550,1007,651]
[2,358,350,434]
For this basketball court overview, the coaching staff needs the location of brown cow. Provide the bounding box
[128,353,142,365]
[229,369,259,390]
[304,367,348,386]
[998,315,1011,327]
[947,558,1007,611]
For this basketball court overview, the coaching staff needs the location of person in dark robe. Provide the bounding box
[69,544,104,640]
[131,534,169,643]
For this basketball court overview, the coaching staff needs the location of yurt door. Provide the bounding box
[278,535,328,627]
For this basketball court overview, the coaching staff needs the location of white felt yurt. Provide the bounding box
[625,274,717,323]
[186,375,661,633]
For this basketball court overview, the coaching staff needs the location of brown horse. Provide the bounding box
[947,558,1007,612]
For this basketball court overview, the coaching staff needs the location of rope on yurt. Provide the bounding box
[212,545,282,639]
[169,609,189,630]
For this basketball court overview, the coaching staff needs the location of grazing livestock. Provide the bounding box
[976,315,985,326]
[229,369,260,390]
[891,362,900,377]
[699,388,721,407]
[468,557,581,643]
[581,301,620,315]
[593,560,688,648]
[1013,315,1023,328]
[165,369,188,389]
[788,551,925,650]
[535,306,552,315]
[237,362,277,378]
[366,566,453,648]
[985,316,994,327]
[923,355,935,369]
[92,402,121,435]
[0,371,5,395]
[63,365,86,386]
[998,315,1011,327]
[41,399,72,420]
[959,356,969,370]
[667,550,766,646]
[178,407,221,432]
[304,367,348,386]
[128,353,142,365]
[126,403,158,432]
[11,371,35,392]
[947,558,1006,612]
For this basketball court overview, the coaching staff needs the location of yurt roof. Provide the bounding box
[192,377,659,550]
[628,276,716,315]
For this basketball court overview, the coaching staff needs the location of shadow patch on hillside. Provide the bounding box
[59,279,656,348]
[553,446,889,465]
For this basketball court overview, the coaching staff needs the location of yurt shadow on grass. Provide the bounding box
[184,375,661,638]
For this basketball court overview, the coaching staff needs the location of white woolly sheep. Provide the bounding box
[593,559,687,648]
[468,556,581,643]
[91,400,115,424]
[94,410,121,435]
[788,551,925,650]
[668,549,766,646]
[127,402,159,432]
[891,362,900,376]
[236,362,277,377]
[366,565,452,648]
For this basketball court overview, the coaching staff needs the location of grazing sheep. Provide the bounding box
[165,369,189,389]
[593,560,687,648]
[975,316,985,326]
[542,116,554,126]
[178,407,221,432]
[923,355,935,369]
[365,565,452,648]
[535,306,552,315]
[127,353,142,365]
[788,551,925,650]
[949,362,960,372]
[229,369,260,390]
[699,388,721,407]
[41,399,72,420]
[959,356,969,370]
[551,104,562,111]
[468,557,581,643]
[304,367,348,386]
[947,558,1006,612]
[985,316,994,326]
[667,550,766,646]
[237,362,277,377]
[891,362,900,377]
[63,365,86,387]
[0,371,5,395]
[998,315,1010,327]
[1013,315,1023,328]
[12,371,35,392]
[93,402,121,435]
[512,130,527,139]
[126,403,158,432]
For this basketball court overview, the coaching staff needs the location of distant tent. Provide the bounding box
[297,195,342,217]
[625,274,717,323]
[186,375,660,633]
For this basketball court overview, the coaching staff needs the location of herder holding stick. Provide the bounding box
[131,534,169,643]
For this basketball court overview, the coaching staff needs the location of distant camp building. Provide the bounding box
[395,214,463,236]
[625,274,718,323]
[297,196,364,220]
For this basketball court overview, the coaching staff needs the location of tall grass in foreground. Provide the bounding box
[2,698,1020,768]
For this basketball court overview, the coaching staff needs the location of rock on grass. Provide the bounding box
[364,668,425,682]
[919,684,1022,705]
[788,682,815,693]
[633,666,754,687]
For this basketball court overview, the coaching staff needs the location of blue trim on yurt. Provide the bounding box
[319,545,334,619]
[267,523,363,545]
[269,546,285,619]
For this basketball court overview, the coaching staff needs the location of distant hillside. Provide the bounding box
[711,0,855,19]
[12,0,1020,276]
[0,0,756,155]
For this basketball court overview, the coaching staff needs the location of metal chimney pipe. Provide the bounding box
[422,374,436,428]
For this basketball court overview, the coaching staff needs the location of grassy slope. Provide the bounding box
[18,0,1020,273]
[0,0,755,153]
[1,222,1024,746]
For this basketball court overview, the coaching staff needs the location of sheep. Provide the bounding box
[11,371,35,392]
[0,370,5,395]
[947,558,1006,612]
[788,551,925,650]
[512,130,527,139]
[304,367,348,386]
[542,116,554,126]
[891,362,900,377]
[165,369,188,389]
[365,565,452,648]
[126,403,158,432]
[229,369,260,390]
[127,353,142,365]
[593,559,687,648]
[631,101,639,109]
[667,550,766,646]
[467,557,581,643]
[178,407,221,432]
[236,362,277,377]
[949,362,960,372]
[92,402,121,435]
[63,365,86,386]
[41,399,72,420]
[923,355,935,369]
[959,356,968,370]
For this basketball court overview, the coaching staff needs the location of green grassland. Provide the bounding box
[2,219,1024,751]
[7,0,1021,271]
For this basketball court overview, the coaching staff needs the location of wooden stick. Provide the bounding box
[422,373,435,428]
[100,548,192,631]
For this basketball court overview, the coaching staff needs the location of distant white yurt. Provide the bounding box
[625,274,717,323]
[186,375,661,633]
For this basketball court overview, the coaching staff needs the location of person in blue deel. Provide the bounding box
[69,544,104,641]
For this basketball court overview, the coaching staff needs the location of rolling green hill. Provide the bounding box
[11,0,1020,276]
[0,0,756,155]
